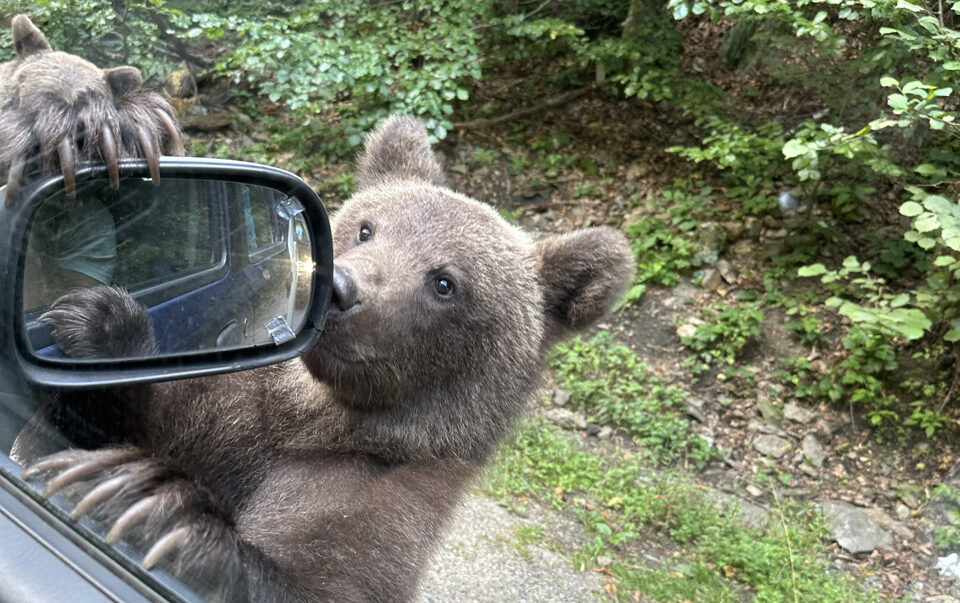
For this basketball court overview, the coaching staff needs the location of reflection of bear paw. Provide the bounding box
[41,285,156,358]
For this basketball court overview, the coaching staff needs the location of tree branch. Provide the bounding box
[452,87,591,131]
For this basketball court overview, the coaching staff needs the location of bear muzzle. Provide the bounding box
[329,264,360,315]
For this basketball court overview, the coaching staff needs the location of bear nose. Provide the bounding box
[331,264,359,312]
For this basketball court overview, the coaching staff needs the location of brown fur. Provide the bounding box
[23,116,635,602]
[0,15,183,200]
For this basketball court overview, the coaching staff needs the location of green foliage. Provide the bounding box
[668,117,785,214]
[799,257,931,340]
[624,182,716,295]
[682,301,764,376]
[933,483,960,552]
[551,332,713,465]
[625,217,695,289]
[0,0,180,79]
[185,2,484,143]
[783,304,830,347]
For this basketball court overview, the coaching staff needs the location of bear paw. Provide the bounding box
[41,285,156,358]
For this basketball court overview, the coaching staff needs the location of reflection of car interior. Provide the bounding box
[26,178,305,357]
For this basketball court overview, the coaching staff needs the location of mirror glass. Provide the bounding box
[22,177,315,360]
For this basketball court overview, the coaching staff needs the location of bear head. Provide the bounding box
[302,116,635,462]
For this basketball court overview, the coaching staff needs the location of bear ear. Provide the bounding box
[536,227,636,348]
[103,66,143,96]
[355,115,445,190]
[11,15,51,58]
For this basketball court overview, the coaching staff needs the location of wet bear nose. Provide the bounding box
[331,264,359,312]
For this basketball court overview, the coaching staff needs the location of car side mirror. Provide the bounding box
[0,158,333,388]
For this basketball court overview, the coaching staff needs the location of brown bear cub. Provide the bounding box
[24,115,635,602]
[0,14,182,201]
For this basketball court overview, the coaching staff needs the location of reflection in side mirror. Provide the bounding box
[23,177,315,360]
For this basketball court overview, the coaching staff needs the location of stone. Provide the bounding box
[745,484,763,498]
[756,400,781,422]
[744,217,762,240]
[597,426,613,440]
[765,228,789,239]
[685,398,707,423]
[552,389,571,407]
[895,504,910,521]
[939,553,960,580]
[783,402,817,424]
[543,408,587,430]
[695,222,728,256]
[721,221,745,243]
[899,490,922,510]
[716,259,738,284]
[821,501,895,554]
[699,268,722,291]
[596,555,613,568]
[677,323,699,339]
[665,280,700,309]
[714,491,770,530]
[753,434,792,458]
[801,434,826,468]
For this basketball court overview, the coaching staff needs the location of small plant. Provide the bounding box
[573,183,604,198]
[681,301,764,376]
[472,147,501,166]
[783,304,831,347]
[933,483,960,552]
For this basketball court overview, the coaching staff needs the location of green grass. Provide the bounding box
[550,332,713,466]
[484,419,875,602]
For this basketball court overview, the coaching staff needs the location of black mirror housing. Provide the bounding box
[0,157,333,389]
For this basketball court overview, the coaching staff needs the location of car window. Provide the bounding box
[241,184,285,256]
[23,178,229,314]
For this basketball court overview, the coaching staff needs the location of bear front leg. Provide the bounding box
[40,285,157,358]
[21,446,282,603]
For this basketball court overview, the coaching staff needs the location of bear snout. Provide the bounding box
[330,264,360,314]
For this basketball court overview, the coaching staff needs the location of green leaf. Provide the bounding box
[915,164,946,177]
[923,195,954,213]
[880,76,899,87]
[915,213,940,232]
[782,139,808,159]
[902,80,925,94]
[944,236,960,251]
[896,0,925,11]
[889,293,910,308]
[888,94,909,111]
[933,255,957,266]
[946,320,960,342]
[900,201,924,217]
[797,263,828,277]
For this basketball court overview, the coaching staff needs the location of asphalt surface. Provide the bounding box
[417,493,606,602]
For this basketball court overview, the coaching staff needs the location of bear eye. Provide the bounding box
[433,277,455,298]
[357,224,373,243]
